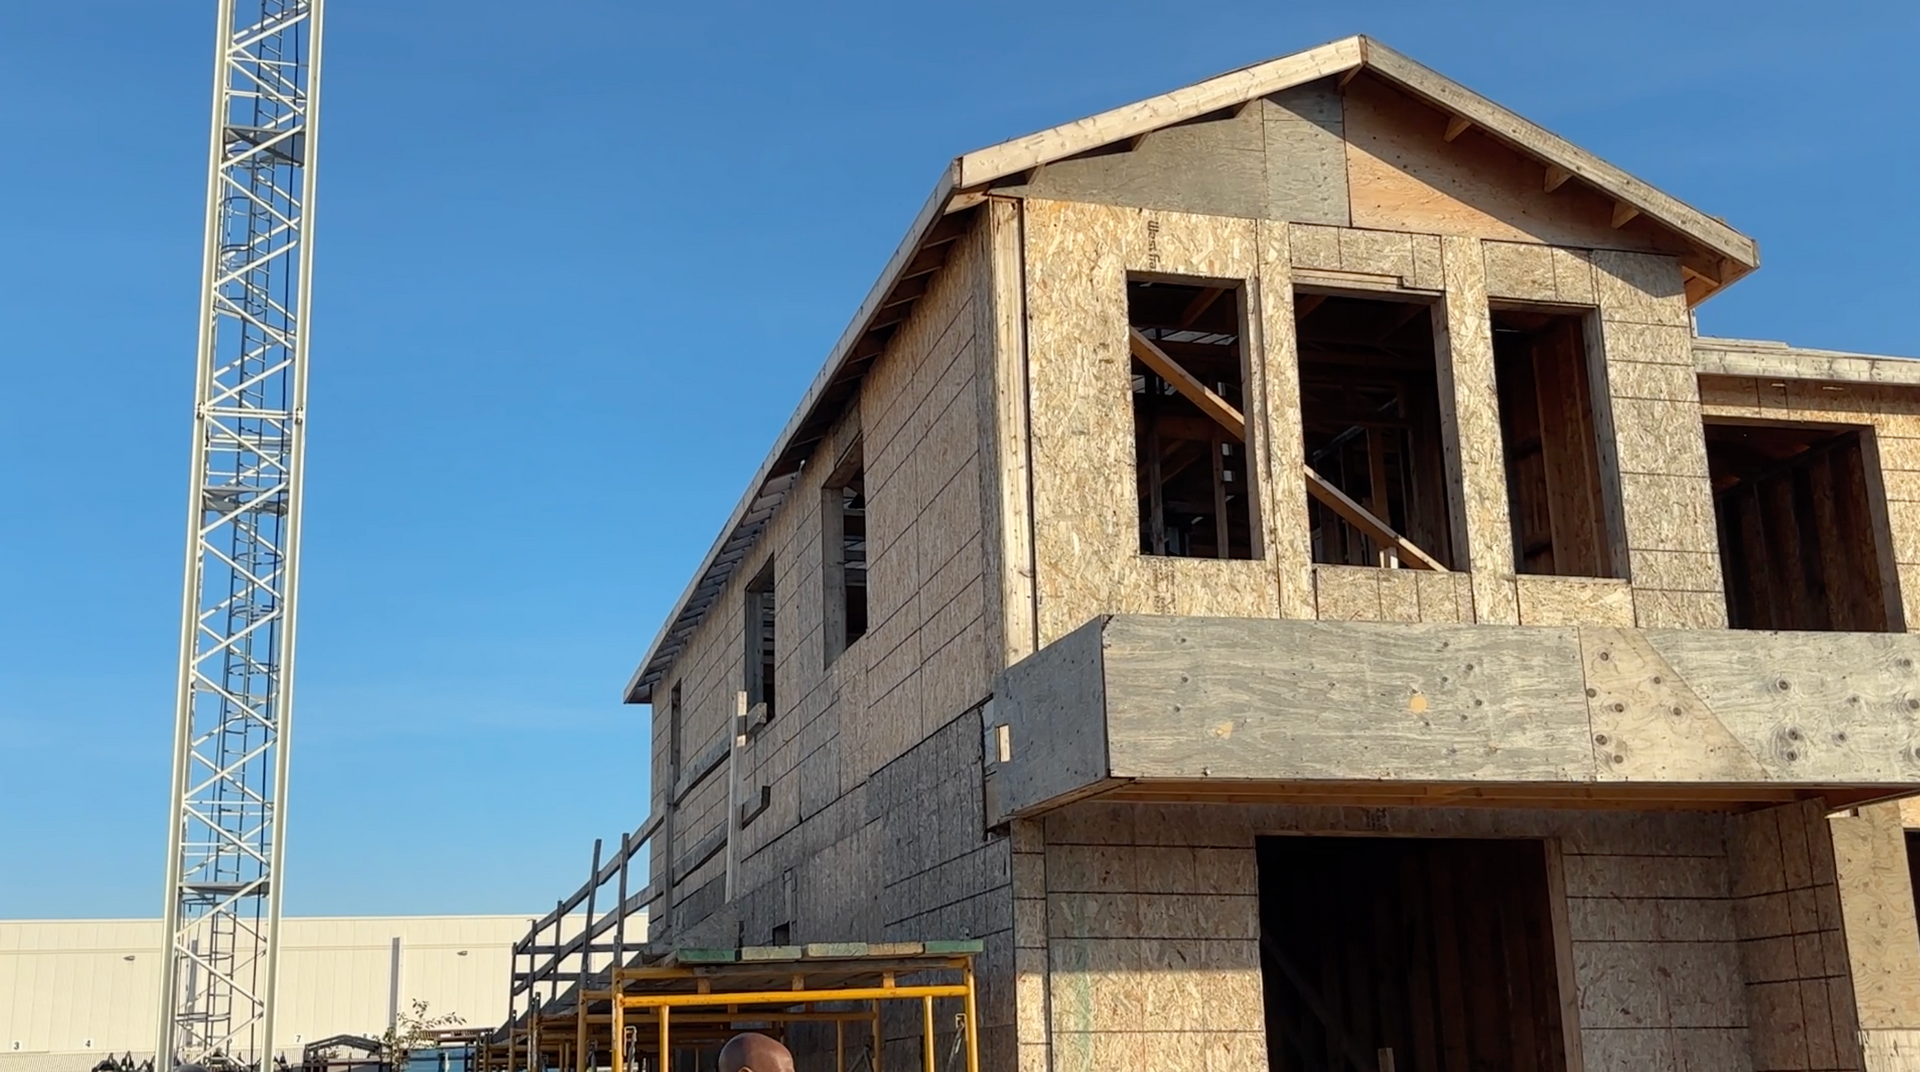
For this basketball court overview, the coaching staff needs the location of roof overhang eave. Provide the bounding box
[623,163,965,704]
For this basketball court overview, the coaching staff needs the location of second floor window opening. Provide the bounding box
[744,561,777,720]
[823,448,868,666]
[1707,420,1901,632]
[1295,291,1453,570]
[1128,276,1258,560]
[1492,307,1621,578]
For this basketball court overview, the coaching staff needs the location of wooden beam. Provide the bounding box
[1302,464,1448,571]
[1338,66,1362,90]
[1295,292,1327,319]
[1610,201,1640,229]
[1543,164,1572,193]
[1128,328,1245,439]
[1443,115,1471,142]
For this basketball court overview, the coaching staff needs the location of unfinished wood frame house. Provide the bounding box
[622,35,1920,1072]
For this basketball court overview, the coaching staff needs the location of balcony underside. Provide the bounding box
[985,614,1920,822]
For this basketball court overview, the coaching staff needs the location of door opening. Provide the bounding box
[1256,836,1570,1072]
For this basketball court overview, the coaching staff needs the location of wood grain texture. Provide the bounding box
[1483,241,1558,302]
[1255,220,1316,618]
[1342,76,1681,256]
[1357,41,1756,268]
[982,198,1039,667]
[992,617,1113,825]
[995,85,1354,227]
[1830,803,1920,1032]
[1516,577,1634,627]
[1021,199,1281,647]
[1695,337,1920,389]
[1100,615,1594,782]
[1579,628,1770,782]
[957,38,1365,188]
[1437,235,1519,623]
[990,615,1920,818]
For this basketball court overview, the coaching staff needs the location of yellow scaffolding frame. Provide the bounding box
[481,949,980,1072]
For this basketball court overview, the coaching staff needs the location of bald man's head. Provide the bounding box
[716,1033,794,1072]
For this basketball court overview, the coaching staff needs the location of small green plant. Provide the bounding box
[379,999,464,1071]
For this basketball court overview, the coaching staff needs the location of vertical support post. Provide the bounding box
[872,1001,883,1072]
[963,964,980,1072]
[657,1005,671,1072]
[579,839,602,1072]
[921,997,935,1072]
[529,995,541,1072]
[836,1021,845,1072]
[725,691,746,901]
[614,831,630,968]
[610,995,624,1072]
[389,935,404,1030]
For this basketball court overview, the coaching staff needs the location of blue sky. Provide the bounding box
[0,1,1915,919]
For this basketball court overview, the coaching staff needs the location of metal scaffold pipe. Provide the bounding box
[157,1,325,1066]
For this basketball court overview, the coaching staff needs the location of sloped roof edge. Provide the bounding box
[958,34,1756,270]
[624,168,960,703]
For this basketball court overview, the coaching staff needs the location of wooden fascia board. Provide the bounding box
[623,165,963,704]
[1358,38,1759,271]
[954,36,1365,189]
[1693,337,1920,388]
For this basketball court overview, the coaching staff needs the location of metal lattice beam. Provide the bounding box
[159,1,324,1066]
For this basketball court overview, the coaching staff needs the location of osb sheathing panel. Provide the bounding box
[1585,250,1726,628]
[1517,576,1635,627]
[1022,198,1285,646]
[1034,801,1754,1072]
[1482,241,1598,306]
[980,199,1039,667]
[1830,803,1920,1035]
[1437,234,1519,623]
[1313,564,1473,623]
[1288,221,1444,289]
[1726,801,1866,1072]
[1341,75,1685,255]
[1256,220,1315,618]
[1699,375,1920,634]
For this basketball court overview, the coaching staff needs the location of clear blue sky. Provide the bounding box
[0,1,1915,919]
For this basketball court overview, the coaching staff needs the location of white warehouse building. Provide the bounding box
[0,915,608,1071]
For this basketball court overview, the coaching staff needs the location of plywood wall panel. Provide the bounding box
[1517,577,1635,627]
[1342,76,1678,254]
[1255,220,1316,617]
[1022,199,1283,645]
[1437,235,1519,623]
[1483,240,1558,302]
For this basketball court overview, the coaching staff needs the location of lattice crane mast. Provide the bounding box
[157,1,325,1066]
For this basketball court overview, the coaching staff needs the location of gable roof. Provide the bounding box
[624,35,1760,703]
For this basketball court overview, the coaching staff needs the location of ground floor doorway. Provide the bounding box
[1255,836,1570,1072]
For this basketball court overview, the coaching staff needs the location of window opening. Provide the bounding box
[744,562,777,719]
[1706,421,1900,631]
[1492,307,1619,577]
[1295,292,1452,569]
[667,682,683,786]
[1906,832,1920,951]
[1128,277,1258,559]
[823,450,868,665]
[1257,836,1570,1072]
